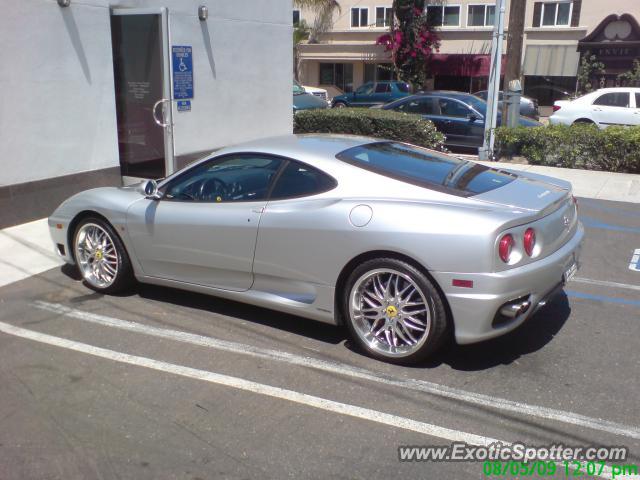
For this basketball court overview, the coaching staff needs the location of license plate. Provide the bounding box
[564,260,578,283]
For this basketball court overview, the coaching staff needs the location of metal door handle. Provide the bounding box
[153,98,170,127]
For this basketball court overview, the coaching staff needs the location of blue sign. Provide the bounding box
[177,100,191,112]
[172,46,193,99]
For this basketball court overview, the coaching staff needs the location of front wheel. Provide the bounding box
[333,101,347,108]
[73,217,133,294]
[343,258,449,364]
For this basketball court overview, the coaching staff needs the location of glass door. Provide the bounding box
[110,8,174,179]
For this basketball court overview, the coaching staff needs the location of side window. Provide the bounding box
[636,93,640,108]
[163,155,283,203]
[593,92,630,108]
[270,161,336,200]
[375,83,391,93]
[403,98,436,115]
[439,99,471,117]
[356,82,374,95]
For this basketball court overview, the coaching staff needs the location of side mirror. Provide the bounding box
[467,113,478,121]
[139,179,162,200]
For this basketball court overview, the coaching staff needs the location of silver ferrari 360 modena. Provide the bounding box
[49,135,583,364]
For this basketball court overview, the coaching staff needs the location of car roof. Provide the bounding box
[417,90,476,98]
[589,87,640,93]
[214,134,375,168]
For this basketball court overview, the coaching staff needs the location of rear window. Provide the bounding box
[336,142,515,196]
[395,82,410,93]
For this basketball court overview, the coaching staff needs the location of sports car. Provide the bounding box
[48,135,584,364]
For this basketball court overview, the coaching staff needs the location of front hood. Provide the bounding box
[472,174,570,214]
[293,93,328,110]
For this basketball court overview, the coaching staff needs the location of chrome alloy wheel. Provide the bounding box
[74,223,119,289]
[349,268,432,357]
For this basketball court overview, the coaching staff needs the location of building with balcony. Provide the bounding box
[295,1,640,107]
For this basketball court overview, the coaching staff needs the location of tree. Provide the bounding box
[293,0,341,44]
[576,51,605,95]
[376,0,440,88]
[293,20,310,81]
[617,59,640,87]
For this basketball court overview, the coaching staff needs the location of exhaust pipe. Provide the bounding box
[499,298,531,319]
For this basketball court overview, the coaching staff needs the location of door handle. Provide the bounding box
[153,98,171,127]
[252,207,265,214]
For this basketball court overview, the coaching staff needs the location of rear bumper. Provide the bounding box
[432,222,584,344]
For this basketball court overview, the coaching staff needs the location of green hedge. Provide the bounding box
[293,108,445,150]
[495,124,640,173]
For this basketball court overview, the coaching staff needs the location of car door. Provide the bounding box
[252,160,338,292]
[434,97,485,147]
[369,82,392,106]
[591,91,633,127]
[632,93,640,126]
[126,154,284,291]
[351,82,375,107]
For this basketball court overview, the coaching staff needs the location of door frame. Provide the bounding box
[111,7,175,179]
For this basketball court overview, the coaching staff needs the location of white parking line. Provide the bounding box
[33,301,640,441]
[572,277,640,292]
[0,321,619,480]
[629,249,640,272]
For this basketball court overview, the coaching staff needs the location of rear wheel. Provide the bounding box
[343,258,449,364]
[573,118,595,125]
[73,217,133,294]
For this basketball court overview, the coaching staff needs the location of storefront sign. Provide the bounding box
[172,46,193,99]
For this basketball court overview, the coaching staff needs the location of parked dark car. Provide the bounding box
[473,90,539,120]
[381,91,541,149]
[293,82,328,113]
[332,81,411,108]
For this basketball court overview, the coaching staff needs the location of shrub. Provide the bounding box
[495,124,640,173]
[293,108,445,150]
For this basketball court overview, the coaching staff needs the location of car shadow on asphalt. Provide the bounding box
[60,264,571,368]
[420,293,572,371]
[135,283,346,346]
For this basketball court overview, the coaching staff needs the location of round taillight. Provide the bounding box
[499,234,515,263]
[524,228,536,256]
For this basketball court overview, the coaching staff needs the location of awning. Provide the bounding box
[523,45,580,77]
[427,54,506,77]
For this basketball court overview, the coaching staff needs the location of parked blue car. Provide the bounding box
[381,91,541,149]
[332,81,411,108]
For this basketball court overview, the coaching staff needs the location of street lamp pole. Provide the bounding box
[479,0,506,161]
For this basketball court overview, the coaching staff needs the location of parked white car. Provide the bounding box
[549,87,640,127]
[302,84,330,104]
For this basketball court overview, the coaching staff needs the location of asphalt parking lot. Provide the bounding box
[0,197,639,480]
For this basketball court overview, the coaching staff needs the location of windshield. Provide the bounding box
[462,95,488,115]
[293,82,306,95]
[336,142,515,196]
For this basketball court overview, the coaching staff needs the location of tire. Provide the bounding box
[333,101,347,108]
[573,118,595,125]
[72,217,134,294]
[343,258,449,365]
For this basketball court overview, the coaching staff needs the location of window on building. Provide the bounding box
[534,1,571,27]
[319,63,354,92]
[426,5,460,27]
[293,9,300,26]
[593,92,631,108]
[364,63,396,83]
[636,93,640,108]
[351,7,369,27]
[376,7,393,27]
[468,4,495,27]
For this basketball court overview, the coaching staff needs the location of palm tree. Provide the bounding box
[293,0,341,44]
[293,20,310,80]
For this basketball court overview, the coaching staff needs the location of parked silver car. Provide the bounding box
[48,135,583,364]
